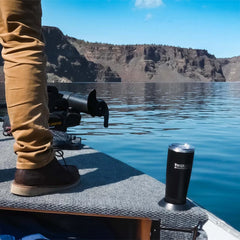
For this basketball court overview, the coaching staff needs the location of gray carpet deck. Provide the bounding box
[0,130,207,229]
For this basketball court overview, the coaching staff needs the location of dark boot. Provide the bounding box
[11,158,80,196]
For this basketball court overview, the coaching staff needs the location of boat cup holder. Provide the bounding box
[159,143,195,211]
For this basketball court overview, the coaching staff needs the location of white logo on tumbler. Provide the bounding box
[174,163,191,170]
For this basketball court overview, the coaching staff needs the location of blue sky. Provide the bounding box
[42,0,240,58]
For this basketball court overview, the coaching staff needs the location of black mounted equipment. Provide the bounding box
[61,89,109,128]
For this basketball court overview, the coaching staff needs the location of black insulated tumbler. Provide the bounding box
[165,143,194,205]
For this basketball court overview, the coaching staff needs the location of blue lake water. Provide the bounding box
[1,82,240,231]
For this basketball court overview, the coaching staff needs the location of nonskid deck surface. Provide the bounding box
[0,128,207,238]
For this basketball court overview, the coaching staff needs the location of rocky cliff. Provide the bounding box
[42,27,120,83]
[0,26,239,83]
[69,39,226,82]
[218,56,240,82]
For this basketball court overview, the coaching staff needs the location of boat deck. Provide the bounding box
[1,128,239,239]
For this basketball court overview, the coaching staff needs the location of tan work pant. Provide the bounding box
[0,0,54,169]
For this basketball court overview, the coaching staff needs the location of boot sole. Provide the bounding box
[11,178,80,197]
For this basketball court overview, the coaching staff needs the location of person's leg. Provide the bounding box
[0,0,53,169]
[0,0,80,196]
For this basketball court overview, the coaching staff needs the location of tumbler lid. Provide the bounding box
[169,143,194,153]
